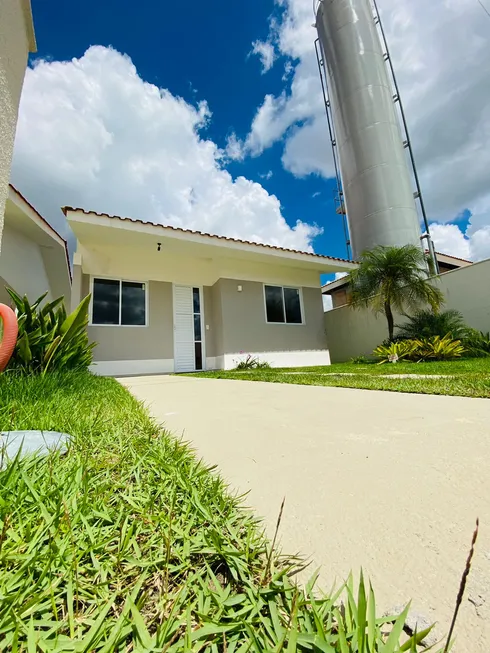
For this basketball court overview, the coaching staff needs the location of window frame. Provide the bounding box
[263,284,305,325]
[89,276,149,327]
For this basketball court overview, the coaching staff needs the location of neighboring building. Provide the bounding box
[322,252,473,309]
[0,185,71,304]
[65,207,355,376]
[0,0,36,250]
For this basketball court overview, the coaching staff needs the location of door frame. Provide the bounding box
[172,284,206,373]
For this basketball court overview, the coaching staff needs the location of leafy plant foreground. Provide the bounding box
[0,372,443,651]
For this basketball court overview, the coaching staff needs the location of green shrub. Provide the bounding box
[396,309,469,340]
[5,288,95,374]
[374,334,465,363]
[373,340,418,364]
[235,354,271,370]
[412,334,465,361]
[461,329,490,358]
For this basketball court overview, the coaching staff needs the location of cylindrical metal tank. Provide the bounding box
[316,0,421,258]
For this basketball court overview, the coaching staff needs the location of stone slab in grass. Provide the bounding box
[0,431,70,468]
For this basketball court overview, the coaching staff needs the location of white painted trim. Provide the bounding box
[89,275,149,327]
[90,358,174,377]
[206,355,224,370]
[223,350,330,370]
[263,284,305,325]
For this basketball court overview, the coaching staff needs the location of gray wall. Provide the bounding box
[0,223,52,301]
[0,0,31,251]
[82,275,173,361]
[216,278,327,354]
[0,275,10,304]
[202,285,217,358]
[325,259,490,362]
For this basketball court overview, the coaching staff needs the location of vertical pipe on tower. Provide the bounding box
[316,0,421,259]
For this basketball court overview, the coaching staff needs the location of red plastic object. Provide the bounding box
[0,303,18,372]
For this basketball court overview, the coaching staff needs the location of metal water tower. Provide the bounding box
[315,0,436,265]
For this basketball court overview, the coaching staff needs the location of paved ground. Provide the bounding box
[120,375,490,652]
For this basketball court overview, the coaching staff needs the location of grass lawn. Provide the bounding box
[0,371,439,651]
[188,358,490,398]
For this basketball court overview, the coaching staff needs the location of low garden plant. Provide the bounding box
[396,309,469,341]
[0,372,444,651]
[4,288,94,374]
[373,335,465,364]
[234,353,271,370]
[461,329,490,358]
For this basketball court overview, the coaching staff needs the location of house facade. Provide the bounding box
[0,185,71,304]
[65,207,355,376]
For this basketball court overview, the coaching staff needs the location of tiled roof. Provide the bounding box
[62,206,354,264]
[432,251,473,264]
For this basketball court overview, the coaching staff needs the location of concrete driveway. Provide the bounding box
[120,375,490,652]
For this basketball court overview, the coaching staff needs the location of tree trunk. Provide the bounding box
[385,301,394,342]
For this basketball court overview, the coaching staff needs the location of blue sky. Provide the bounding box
[27,0,347,260]
[13,0,490,266]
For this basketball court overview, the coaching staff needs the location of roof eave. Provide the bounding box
[64,207,356,272]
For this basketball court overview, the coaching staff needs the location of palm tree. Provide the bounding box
[348,245,444,342]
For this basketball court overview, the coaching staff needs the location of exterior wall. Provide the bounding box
[0,275,10,304]
[0,0,33,251]
[207,281,224,369]
[324,259,490,362]
[83,272,330,374]
[215,279,329,369]
[82,274,174,376]
[0,222,52,300]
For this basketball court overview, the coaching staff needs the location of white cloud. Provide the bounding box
[250,40,276,74]
[259,170,274,180]
[429,223,471,260]
[225,132,245,161]
[430,222,490,261]
[241,0,490,259]
[11,46,320,252]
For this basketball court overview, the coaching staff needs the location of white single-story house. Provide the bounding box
[0,184,71,304]
[65,207,356,376]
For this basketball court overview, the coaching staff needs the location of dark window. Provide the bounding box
[121,282,146,325]
[265,285,285,323]
[195,342,202,370]
[264,285,303,324]
[193,287,200,313]
[92,279,120,325]
[92,279,146,326]
[193,314,201,340]
[284,287,302,324]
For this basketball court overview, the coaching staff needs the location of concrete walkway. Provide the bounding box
[120,375,490,652]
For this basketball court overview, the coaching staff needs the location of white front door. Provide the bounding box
[173,285,204,373]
